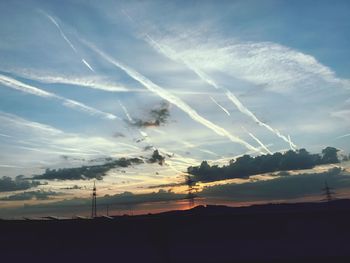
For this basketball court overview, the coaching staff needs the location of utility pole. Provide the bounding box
[91,181,97,218]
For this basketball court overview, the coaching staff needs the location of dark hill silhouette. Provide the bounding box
[1,199,350,262]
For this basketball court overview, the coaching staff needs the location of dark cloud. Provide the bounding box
[143,145,155,151]
[201,167,348,202]
[60,155,85,162]
[147,150,165,165]
[61,185,82,190]
[0,190,62,201]
[129,101,170,128]
[113,132,125,138]
[148,182,186,189]
[33,157,144,181]
[188,147,340,183]
[0,175,41,192]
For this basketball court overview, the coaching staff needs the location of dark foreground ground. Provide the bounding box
[1,200,350,263]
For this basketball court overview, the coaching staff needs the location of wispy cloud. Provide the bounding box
[332,110,350,122]
[4,69,141,92]
[0,164,23,168]
[0,133,12,138]
[143,34,297,149]
[150,32,349,92]
[83,40,261,153]
[0,111,63,136]
[0,74,120,120]
[0,111,139,157]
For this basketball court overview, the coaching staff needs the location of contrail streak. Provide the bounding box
[84,40,260,153]
[181,140,219,157]
[287,135,295,150]
[225,91,296,149]
[41,11,94,73]
[143,34,297,149]
[43,12,77,53]
[210,96,230,116]
[248,132,272,154]
[9,71,139,93]
[241,126,271,154]
[335,133,350,140]
[0,133,12,138]
[118,100,148,140]
[199,149,219,156]
[0,74,120,120]
[118,100,133,122]
[82,59,95,72]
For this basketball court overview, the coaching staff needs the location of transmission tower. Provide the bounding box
[322,180,335,202]
[91,181,97,218]
[185,175,199,208]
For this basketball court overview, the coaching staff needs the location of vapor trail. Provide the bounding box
[84,41,260,153]
[41,11,95,73]
[210,96,230,116]
[287,135,295,150]
[0,74,120,120]
[335,133,350,140]
[0,133,12,138]
[118,100,148,139]
[241,127,271,154]
[81,59,95,72]
[9,71,138,93]
[248,132,272,154]
[144,35,297,149]
[225,91,296,149]
[118,100,133,122]
[199,149,220,157]
[43,12,77,53]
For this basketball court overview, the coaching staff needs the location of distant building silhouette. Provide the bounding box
[91,181,97,218]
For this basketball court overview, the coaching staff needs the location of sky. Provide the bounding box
[0,0,350,216]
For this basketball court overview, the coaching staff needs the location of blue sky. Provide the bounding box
[0,0,349,208]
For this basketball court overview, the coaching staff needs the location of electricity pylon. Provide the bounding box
[91,181,97,218]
